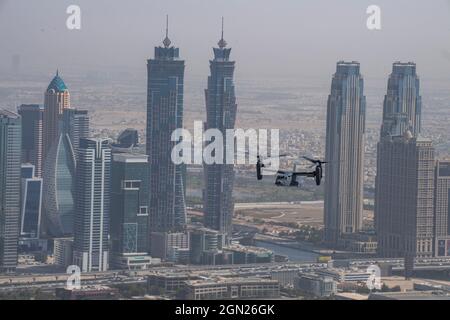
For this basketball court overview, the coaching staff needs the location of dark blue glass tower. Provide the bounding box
[203,21,237,240]
[110,153,149,267]
[20,164,43,240]
[146,19,186,235]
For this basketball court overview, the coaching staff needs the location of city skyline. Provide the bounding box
[1,2,450,303]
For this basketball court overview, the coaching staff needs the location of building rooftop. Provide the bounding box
[185,276,278,287]
[113,153,148,163]
[0,109,20,119]
[47,71,68,92]
[369,290,450,300]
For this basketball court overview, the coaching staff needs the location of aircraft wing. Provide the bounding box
[292,171,315,176]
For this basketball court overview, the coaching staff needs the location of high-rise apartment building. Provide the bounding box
[376,134,435,265]
[203,21,237,240]
[73,138,111,272]
[434,160,450,257]
[0,110,21,273]
[63,109,89,161]
[375,63,431,276]
[110,153,150,268]
[324,61,366,245]
[146,19,187,238]
[20,164,42,240]
[17,104,44,177]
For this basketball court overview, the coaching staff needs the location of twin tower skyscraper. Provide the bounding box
[146,17,237,246]
[324,61,429,270]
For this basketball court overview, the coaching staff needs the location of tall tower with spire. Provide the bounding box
[203,18,237,240]
[146,16,187,241]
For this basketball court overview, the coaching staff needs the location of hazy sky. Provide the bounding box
[1,0,450,81]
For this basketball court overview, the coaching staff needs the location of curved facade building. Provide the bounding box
[42,132,76,237]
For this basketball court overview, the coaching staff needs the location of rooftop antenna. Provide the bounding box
[221,16,224,41]
[218,16,227,49]
[163,14,171,48]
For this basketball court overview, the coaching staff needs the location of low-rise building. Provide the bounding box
[224,244,274,264]
[295,273,337,297]
[185,277,280,300]
[147,273,197,294]
[56,285,118,300]
[369,291,450,300]
[315,268,371,283]
[111,253,161,270]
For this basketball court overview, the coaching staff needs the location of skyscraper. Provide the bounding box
[73,138,111,272]
[63,109,89,161]
[0,110,21,273]
[203,20,237,240]
[324,61,366,245]
[43,70,70,161]
[434,160,450,257]
[375,134,435,266]
[117,128,139,148]
[20,164,43,240]
[42,131,76,237]
[146,18,186,236]
[110,153,151,268]
[42,109,87,237]
[17,104,44,177]
[375,63,431,276]
[380,62,421,138]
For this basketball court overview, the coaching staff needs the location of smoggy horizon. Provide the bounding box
[1,0,450,83]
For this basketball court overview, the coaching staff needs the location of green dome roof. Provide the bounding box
[47,71,68,92]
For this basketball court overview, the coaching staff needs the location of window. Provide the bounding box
[138,206,148,216]
[122,180,141,190]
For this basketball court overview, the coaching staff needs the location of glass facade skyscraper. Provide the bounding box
[73,138,111,272]
[146,23,186,235]
[110,153,149,259]
[63,109,89,162]
[0,110,21,273]
[20,164,42,240]
[42,132,76,237]
[203,25,237,240]
[324,61,366,245]
[375,63,434,276]
[17,104,44,177]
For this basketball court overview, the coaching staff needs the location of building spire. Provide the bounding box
[218,16,227,49]
[56,69,59,77]
[163,14,171,48]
